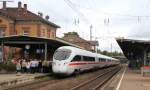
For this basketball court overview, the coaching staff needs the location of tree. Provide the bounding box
[98,50,124,57]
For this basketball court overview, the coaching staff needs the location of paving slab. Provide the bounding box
[103,65,150,90]
[118,67,150,90]
[0,73,50,89]
[105,65,150,90]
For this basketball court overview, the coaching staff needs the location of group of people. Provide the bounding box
[11,58,52,73]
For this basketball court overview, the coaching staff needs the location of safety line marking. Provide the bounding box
[116,66,126,90]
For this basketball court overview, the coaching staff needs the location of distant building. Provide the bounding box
[88,40,99,52]
[62,32,99,51]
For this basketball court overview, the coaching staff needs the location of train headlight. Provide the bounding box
[64,62,68,65]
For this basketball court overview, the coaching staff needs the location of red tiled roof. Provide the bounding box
[88,41,99,46]
[0,8,60,28]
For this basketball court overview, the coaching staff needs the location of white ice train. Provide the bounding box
[52,46,120,75]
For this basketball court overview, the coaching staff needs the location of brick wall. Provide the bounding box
[62,32,92,51]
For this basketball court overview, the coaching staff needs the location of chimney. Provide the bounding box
[38,12,43,17]
[24,4,27,10]
[18,1,22,9]
[3,1,6,10]
[45,15,49,20]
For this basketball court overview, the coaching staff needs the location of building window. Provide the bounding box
[22,27,30,36]
[0,28,5,37]
[47,30,51,38]
[52,32,55,38]
[23,30,29,36]
[0,19,2,23]
[41,29,45,37]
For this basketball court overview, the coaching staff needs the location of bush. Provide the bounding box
[0,51,16,72]
[0,62,16,72]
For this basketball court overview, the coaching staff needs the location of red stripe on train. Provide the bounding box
[68,62,100,66]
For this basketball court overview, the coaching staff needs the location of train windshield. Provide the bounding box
[54,49,71,60]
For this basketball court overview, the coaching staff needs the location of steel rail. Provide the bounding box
[70,66,120,90]
[93,67,121,90]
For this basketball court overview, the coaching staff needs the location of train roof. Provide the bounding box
[58,46,96,56]
[57,46,119,61]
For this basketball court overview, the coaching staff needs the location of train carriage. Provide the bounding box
[52,46,119,75]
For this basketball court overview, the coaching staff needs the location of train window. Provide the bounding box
[54,49,71,60]
[99,58,101,62]
[71,55,82,62]
[83,56,95,61]
[101,58,106,62]
[108,59,111,62]
[83,56,87,61]
[89,57,95,61]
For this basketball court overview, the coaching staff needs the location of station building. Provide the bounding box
[0,1,97,63]
[0,1,80,62]
[0,1,58,38]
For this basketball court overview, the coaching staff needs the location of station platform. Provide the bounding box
[0,73,51,89]
[103,65,150,90]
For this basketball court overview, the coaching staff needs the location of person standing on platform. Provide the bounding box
[22,59,27,73]
[16,60,21,73]
[38,60,42,73]
[30,59,36,73]
[42,60,47,73]
[11,58,17,65]
[34,59,39,72]
[26,61,31,73]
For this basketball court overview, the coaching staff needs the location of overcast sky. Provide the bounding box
[1,0,150,52]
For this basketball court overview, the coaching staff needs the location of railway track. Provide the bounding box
[4,66,121,90]
[70,66,121,90]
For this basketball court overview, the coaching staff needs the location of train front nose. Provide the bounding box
[52,61,68,74]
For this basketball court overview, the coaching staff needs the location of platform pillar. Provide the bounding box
[1,41,4,62]
[44,42,47,61]
[143,49,147,66]
[141,48,150,76]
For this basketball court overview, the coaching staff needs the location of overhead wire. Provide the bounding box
[65,1,149,40]
[82,0,120,50]
[64,0,91,25]
[71,0,150,18]
[67,0,133,40]
[69,0,150,37]
[70,0,150,51]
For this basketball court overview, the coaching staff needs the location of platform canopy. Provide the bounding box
[0,35,81,61]
[116,38,150,68]
[0,35,80,48]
